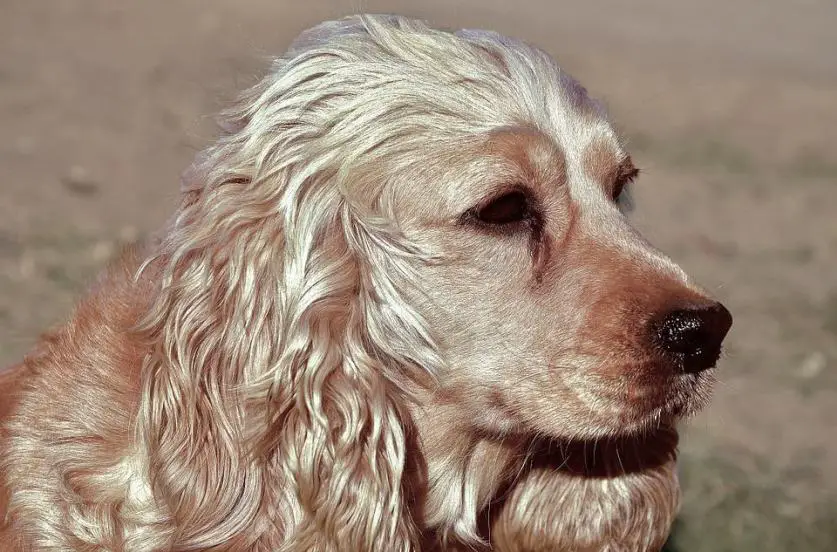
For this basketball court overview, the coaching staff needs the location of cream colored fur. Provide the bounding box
[0,14,727,551]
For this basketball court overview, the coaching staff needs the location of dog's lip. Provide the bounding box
[596,356,719,378]
[604,360,714,387]
[617,369,713,411]
[616,396,697,433]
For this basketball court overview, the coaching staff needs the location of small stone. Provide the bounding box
[798,351,826,379]
[19,255,35,279]
[119,225,139,243]
[91,241,114,262]
[777,500,802,518]
[62,165,100,196]
[68,165,88,182]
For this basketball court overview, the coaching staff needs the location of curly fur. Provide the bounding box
[0,14,730,551]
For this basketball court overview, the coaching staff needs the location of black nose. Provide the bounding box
[654,303,733,373]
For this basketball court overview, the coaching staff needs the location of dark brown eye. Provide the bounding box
[612,179,627,202]
[473,191,531,225]
[612,167,639,202]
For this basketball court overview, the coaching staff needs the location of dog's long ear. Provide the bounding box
[135,55,442,549]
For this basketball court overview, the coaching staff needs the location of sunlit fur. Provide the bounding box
[1,15,726,551]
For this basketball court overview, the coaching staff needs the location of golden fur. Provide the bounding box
[0,15,730,551]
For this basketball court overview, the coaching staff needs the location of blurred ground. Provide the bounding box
[1,1,835,549]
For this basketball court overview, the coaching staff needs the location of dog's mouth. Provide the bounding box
[490,353,722,441]
[528,424,680,477]
[622,369,716,431]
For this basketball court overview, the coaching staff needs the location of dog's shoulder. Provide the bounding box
[0,237,162,545]
[8,236,160,423]
[0,361,28,550]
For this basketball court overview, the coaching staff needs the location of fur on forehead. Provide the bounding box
[180,14,619,203]
[286,15,609,119]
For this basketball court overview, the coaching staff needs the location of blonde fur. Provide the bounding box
[0,15,730,551]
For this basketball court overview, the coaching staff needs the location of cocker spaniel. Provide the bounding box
[0,14,732,551]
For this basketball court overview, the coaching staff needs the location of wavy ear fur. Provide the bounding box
[133,18,445,550]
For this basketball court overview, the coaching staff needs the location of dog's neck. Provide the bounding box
[410,402,680,550]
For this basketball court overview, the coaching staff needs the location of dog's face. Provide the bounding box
[370,51,732,441]
[207,17,732,444]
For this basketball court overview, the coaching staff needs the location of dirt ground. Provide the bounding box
[1,1,835,549]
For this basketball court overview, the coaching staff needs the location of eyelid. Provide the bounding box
[473,183,533,212]
[456,184,530,222]
[612,166,639,192]
[618,156,640,179]
[458,185,543,233]
[620,167,640,181]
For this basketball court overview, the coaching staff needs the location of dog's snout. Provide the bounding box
[654,303,733,373]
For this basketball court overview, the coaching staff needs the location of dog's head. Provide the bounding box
[259,16,731,441]
[144,15,731,547]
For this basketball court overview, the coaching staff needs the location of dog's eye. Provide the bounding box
[612,179,627,202]
[472,191,531,225]
[612,167,639,202]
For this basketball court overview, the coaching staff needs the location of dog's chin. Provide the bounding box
[618,369,717,435]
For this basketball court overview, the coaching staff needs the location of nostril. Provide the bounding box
[654,303,733,373]
[657,311,705,355]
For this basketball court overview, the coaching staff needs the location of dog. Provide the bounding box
[0,14,732,551]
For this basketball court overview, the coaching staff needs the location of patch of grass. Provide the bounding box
[663,453,837,552]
